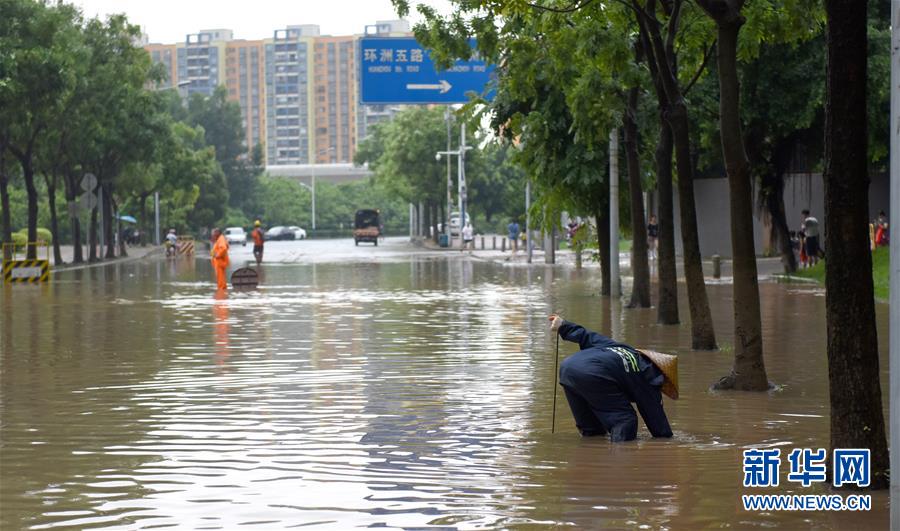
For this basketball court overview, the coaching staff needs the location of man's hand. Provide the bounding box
[549,314,564,332]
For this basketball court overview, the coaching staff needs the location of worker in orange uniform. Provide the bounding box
[251,220,265,266]
[210,228,230,290]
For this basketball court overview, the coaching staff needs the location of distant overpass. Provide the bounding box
[265,163,372,184]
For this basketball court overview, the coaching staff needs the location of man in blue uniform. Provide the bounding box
[550,314,676,442]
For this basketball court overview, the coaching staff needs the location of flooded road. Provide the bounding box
[1,237,890,529]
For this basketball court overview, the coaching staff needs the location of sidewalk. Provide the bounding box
[414,234,789,280]
[50,244,161,271]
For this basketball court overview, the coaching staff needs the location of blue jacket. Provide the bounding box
[558,320,672,438]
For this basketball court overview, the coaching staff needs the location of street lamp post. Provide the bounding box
[436,124,472,249]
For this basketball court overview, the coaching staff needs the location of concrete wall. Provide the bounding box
[671,178,765,259]
[660,173,891,258]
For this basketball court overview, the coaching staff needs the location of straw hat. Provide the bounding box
[638,349,679,400]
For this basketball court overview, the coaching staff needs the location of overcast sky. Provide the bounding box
[68,0,451,44]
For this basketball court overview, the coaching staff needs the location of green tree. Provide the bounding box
[258,176,310,227]
[355,107,456,240]
[184,86,260,218]
[0,0,82,258]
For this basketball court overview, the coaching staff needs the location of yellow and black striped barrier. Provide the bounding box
[3,259,50,283]
[177,236,195,256]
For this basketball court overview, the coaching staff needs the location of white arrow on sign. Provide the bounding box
[406,80,452,94]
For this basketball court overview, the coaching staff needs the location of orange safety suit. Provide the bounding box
[252,227,264,246]
[211,233,230,290]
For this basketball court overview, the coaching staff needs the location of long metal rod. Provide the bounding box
[610,128,620,297]
[889,0,899,524]
[552,333,559,434]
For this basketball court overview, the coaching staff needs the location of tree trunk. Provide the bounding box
[114,197,127,257]
[624,88,650,308]
[709,15,768,391]
[596,210,610,296]
[103,183,115,259]
[656,119,680,324]
[637,1,716,348]
[431,201,439,243]
[669,106,718,350]
[21,160,38,260]
[822,0,888,489]
[65,173,83,263]
[138,192,149,246]
[0,154,11,259]
[760,169,797,273]
[45,174,64,266]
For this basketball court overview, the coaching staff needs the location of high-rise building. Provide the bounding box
[144,21,413,166]
[312,35,357,163]
[225,40,266,152]
[265,26,318,165]
[145,43,179,89]
[180,29,231,97]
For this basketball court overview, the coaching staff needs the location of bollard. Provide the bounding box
[502,237,506,252]
[481,236,485,250]
[712,254,721,279]
[492,236,496,250]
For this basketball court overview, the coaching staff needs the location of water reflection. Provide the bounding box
[0,255,889,529]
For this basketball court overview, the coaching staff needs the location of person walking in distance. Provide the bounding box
[507,219,520,255]
[210,228,230,290]
[801,209,821,267]
[646,215,659,260]
[251,220,265,266]
[462,221,474,251]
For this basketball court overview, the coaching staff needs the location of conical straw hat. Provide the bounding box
[639,349,679,400]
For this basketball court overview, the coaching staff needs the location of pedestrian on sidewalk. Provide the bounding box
[647,215,658,260]
[801,209,821,267]
[210,228,230,290]
[251,220,265,265]
[507,219,520,255]
[462,221,474,251]
[549,314,676,442]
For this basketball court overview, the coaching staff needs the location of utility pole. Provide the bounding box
[889,0,899,525]
[458,122,467,250]
[526,180,532,264]
[610,128,620,297]
[446,107,453,247]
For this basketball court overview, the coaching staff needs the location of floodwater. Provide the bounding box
[0,238,890,530]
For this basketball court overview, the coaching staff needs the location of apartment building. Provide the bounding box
[264,25,317,165]
[225,40,266,152]
[143,20,412,164]
[145,43,179,89]
[180,29,231,97]
[312,36,357,163]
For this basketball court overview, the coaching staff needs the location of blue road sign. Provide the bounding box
[359,37,494,104]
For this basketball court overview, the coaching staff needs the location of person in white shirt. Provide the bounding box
[801,209,820,266]
[461,222,474,251]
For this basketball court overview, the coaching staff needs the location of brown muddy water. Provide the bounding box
[0,250,891,529]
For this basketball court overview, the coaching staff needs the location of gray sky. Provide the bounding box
[69,0,451,44]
